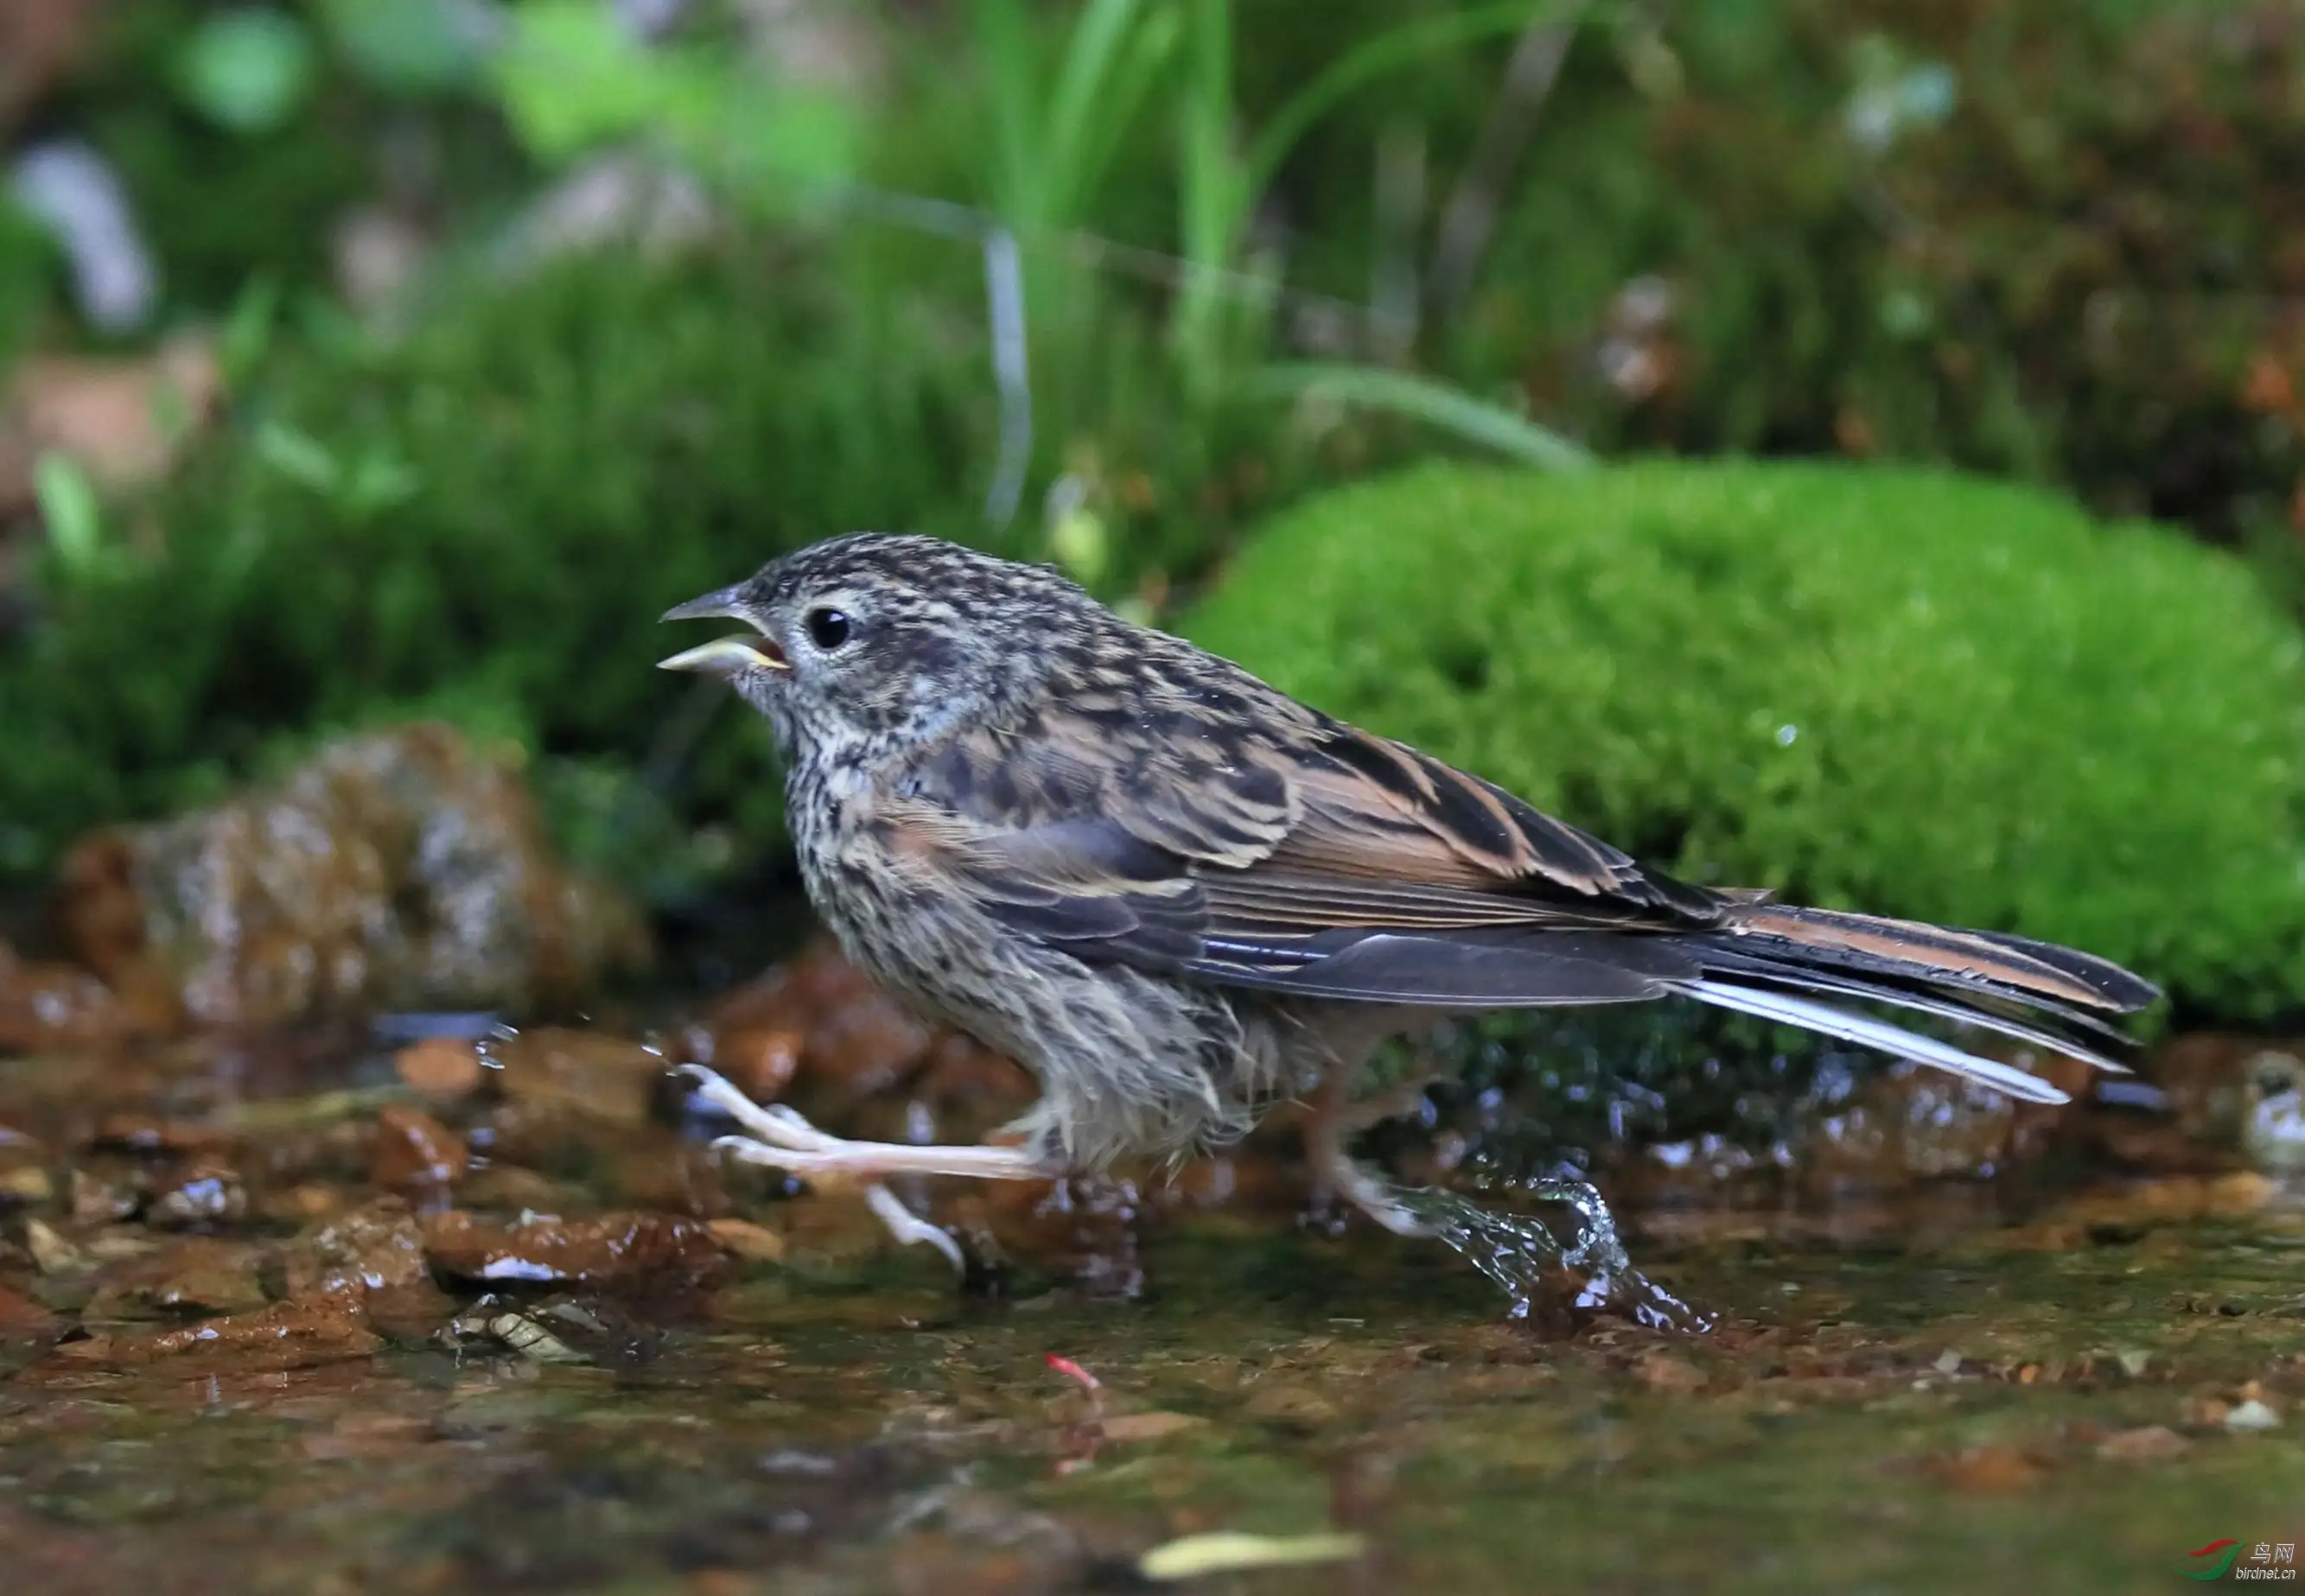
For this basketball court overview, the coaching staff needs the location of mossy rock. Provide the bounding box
[1184,460,2305,1022]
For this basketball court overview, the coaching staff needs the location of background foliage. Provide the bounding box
[3,0,2302,1019]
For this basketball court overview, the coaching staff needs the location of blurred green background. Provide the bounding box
[2,0,2301,1023]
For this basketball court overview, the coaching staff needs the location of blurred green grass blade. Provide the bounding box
[1045,0,1152,213]
[32,452,104,575]
[1251,362,1595,472]
[1245,2,1581,204]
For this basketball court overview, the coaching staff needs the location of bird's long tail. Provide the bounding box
[1674,903,2162,1105]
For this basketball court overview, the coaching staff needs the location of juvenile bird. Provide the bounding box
[660,535,2158,1256]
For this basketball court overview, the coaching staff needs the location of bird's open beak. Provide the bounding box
[658,584,790,676]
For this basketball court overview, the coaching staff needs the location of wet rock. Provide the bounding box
[81,1237,267,1320]
[1095,1411,1204,1444]
[67,1165,138,1224]
[2009,1172,2276,1245]
[489,1027,666,1129]
[1928,1445,2050,1491]
[275,1199,431,1297]
[704,1217,786,1263]
[704,1024,803,1106]
[0,1160,52,1206]
[54,725,652,1032]
[2225,1397,2283,1433]
[454,1163,591,1215]
[370,1105,468,1192]
[913,1035,1039,1143]
[396,1036,485,1099]
[1630,1351,1707,1394]
[0,942,139,1052]
[22,1216,86,1274]
[87,1114,230,1157]
[2238,1049,2305,1173]
[1796,1059,2081,1199]
[0,1281,62,1338]
[145,1160,249,1228]
[701,938,939,1110]
[2092,1032,2268,1173]
[2096,1425,2192,1462]
[55,1293,380,1370]
[420,1210,728,1288]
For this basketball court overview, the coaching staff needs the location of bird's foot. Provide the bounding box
[678,1064,1054,1272]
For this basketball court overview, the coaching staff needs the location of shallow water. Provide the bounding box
[6,1179,2303,1595]
[4,911,2302,1593]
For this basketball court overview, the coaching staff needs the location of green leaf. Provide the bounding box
[1250,362,1595,473]
[32,452,103,575]
[176,9,317,136]
[319,0,494,94]
[220,275,283,388]
[254,421,342,493]
[493,0,856,199]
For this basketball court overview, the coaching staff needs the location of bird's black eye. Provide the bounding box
[804,607,851,650]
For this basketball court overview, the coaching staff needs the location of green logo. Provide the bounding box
[2181,1540,2242,1581]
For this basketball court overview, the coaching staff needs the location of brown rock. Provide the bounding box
[1796,1058,2079,1197]
[369,1105,467,1191]
[145,1160,248,1228]
[708,1026,804,1105]
[1631,1352,1707,1394]
[1929,1444,2049,1492]
[0,944,138,1053]
[81,1237,267,1320]
[2096,1425,2193,1463]
[67,1166,138,1224]
[705,1217,786,1262]
[0,1156,53,1206]
[56,1293,380,1370]
[0,1281,62,1338]
[87,1114,230,1156]
[276,1200,431,1298]
[489,1027,665,1129]
[396,1037,484,1099]
[419,1210,728,1288]
[54,725,651,1032]
[1097,1411,1205,1443]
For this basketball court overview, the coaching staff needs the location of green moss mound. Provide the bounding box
[1185,461,2305,1021]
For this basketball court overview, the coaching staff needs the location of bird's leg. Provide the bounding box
[1302,1059,1436,1239]
[679,1064,1057,1270]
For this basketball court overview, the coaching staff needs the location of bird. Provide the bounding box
[659,533,2160,1262]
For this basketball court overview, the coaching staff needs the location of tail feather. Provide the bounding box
[1720,904,2160,1013]
[1688,944,2131,1071]
[1672,978,2076,1104]
[1680,903,2162,1105]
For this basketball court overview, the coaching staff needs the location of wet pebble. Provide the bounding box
[420,1210,729,1288]
[81,1237,267,1320]
[397,1036,485,1099]
[0,944,138,1052]
[275,1199,432,1297]
[370,1105,468,1192]
[145,1160,249,1228]
[54,1292,380,1370]
[489,1027,668,1129]
[2096,1425,2192,1462]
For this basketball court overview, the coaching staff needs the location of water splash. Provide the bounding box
[1398,1178,1713,1332]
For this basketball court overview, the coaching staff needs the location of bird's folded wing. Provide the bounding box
[884,715,1728,1004]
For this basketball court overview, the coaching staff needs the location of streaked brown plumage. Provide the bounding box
[660,534,2158,1254]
